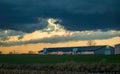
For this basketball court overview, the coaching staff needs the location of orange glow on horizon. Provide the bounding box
[0,37,120,54]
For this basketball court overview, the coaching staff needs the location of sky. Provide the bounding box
[0,0,120,53]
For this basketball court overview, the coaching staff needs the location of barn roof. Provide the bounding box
[38,45,114,52]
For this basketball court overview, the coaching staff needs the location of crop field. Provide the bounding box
[0,54,120,64]
[0,54,120,74]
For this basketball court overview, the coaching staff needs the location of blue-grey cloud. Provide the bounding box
[0,30,120,46]
[0,0,120,32]
[0,29,25,41]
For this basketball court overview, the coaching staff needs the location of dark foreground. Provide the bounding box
[0,54,120,74]
[0,70,119,74]
[0,62,120,74]
[0,54,120,64]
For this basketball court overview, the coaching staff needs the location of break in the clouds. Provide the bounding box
[0,0,120,32]
[0,18,120,46]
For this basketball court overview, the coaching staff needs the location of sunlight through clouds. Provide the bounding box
[0,0,120,54]
[0,18,120,46]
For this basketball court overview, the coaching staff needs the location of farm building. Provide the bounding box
[38,45,115,55]
[115,44,120,54]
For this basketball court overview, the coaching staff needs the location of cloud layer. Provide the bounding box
[0,18,120,46]
[0,0,120,46]
[0,0,120,32]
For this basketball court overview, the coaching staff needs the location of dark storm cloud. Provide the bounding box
[0,0,120,32]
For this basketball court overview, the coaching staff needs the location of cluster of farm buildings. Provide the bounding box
[38,44,120,55]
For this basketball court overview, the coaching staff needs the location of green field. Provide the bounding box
[0,54,120,64]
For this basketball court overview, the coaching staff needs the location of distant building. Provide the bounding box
[38,45,115,55]
[115,44,120,54]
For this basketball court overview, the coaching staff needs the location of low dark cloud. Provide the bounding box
[0,31,120,46]
[0,0,120,33]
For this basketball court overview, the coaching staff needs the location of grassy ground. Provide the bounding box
[0,54,120,64]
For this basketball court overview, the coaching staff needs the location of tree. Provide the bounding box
[87,40,96,46]
[28,51,35,54]
[9,51,14,54]
[0,51,2,54]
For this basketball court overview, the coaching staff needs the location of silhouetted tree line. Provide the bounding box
[0,61,120,74]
